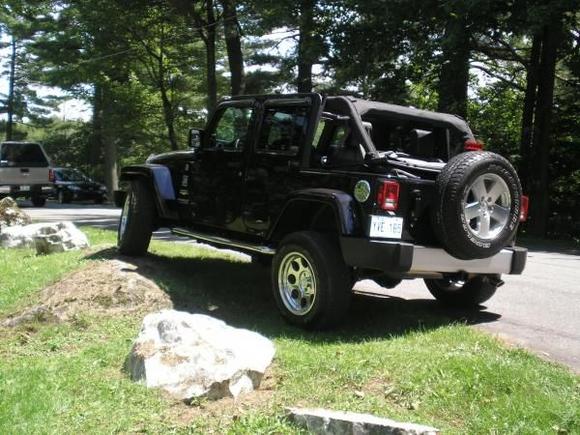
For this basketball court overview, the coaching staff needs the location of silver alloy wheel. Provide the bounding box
[278,251,317,316]
[462,173,511,240]
[119,191,132,239]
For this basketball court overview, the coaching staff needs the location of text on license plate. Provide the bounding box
[369,215,404,239]
[19,185,30,191]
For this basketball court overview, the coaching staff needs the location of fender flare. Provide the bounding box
[119,164,177,219]
[267,188,362,241]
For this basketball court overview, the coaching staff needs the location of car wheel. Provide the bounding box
[31,196,46,207]
[424,275,500,308]
[432,151,522,260]
[117,179,155,256]
[271,231,352,329]
[58,190,70,204]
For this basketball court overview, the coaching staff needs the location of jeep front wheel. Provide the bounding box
[424,275,500,308]
[117,179,155,256]
[272,231,351,329]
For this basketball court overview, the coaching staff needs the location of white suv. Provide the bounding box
[0,141,53,207]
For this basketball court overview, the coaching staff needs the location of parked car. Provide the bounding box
[0,141,53,207]
[52,167,107,204]
[117,93,528,329]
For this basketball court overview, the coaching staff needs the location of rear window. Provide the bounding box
[362,116,452,161]
[57,169,87,182]
[0,143,49,167]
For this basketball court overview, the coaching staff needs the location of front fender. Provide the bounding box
[119,164,177,219]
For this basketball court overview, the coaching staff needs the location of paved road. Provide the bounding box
[25,201,580,373]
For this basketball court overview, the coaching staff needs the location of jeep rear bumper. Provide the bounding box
[340,237,527,276]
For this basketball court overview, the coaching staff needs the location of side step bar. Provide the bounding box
[171,227,276,255]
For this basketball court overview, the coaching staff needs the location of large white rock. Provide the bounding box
[128,310,275,401]
[0,221,89,253]
[288,408,440,435]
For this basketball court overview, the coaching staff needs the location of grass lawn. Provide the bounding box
[0,228,578,434]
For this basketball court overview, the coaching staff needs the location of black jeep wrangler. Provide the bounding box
[118,94,527,329]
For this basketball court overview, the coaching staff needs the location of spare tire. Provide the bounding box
[432,151,522,260]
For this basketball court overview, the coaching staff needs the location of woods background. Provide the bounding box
[0,0,578,238]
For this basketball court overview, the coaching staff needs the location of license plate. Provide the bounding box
[369,215,404,239]
[19,185,30,191]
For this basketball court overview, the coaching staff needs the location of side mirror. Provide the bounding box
[188,128,204,149]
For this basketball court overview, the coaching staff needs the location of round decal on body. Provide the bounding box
[354,180,371,203]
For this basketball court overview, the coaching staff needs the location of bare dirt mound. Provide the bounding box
[2,259,172,327]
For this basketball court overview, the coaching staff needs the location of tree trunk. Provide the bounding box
[103,134,119,194]
[221,0,244,95]
[5,37,17,141]
[437,16,470,118]
[206,0,217,111]
[527,21,564,236]
[297,0,315,93]
[161,88,178,150]
[158,45,178,150]
[167,0,217,111]
[92,84,118,194]
[519,34,541,192]
[90,84,104,176]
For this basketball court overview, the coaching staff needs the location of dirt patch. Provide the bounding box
[2,259,172,327]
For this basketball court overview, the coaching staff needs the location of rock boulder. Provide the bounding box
[0,197,31,230]
[128,310,275,401]
[0,221,89,253]
[33,221,90,254]
[288,408,440,435]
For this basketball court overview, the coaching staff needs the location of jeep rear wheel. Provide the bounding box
[433,151,522,260]
[117,179,155,256]
[424,275,500,308]
[272,231,351,329]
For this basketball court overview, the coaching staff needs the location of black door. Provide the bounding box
[189,102,256,232]
[244,95,322,236]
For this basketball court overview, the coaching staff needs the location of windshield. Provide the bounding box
[57,169,89,182]
[0,143,49,167]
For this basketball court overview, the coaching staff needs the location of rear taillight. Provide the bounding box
[48,168,55,182]
[377,180,400,211]
[464,139,484,151]
[519,195,529,222]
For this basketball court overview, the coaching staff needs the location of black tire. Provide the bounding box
[271,231,352,329]
[58,190,71,204]
[432,151,522,260]
[117,179,155,256]
[31,196,46,207]
[424,275,500,308]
